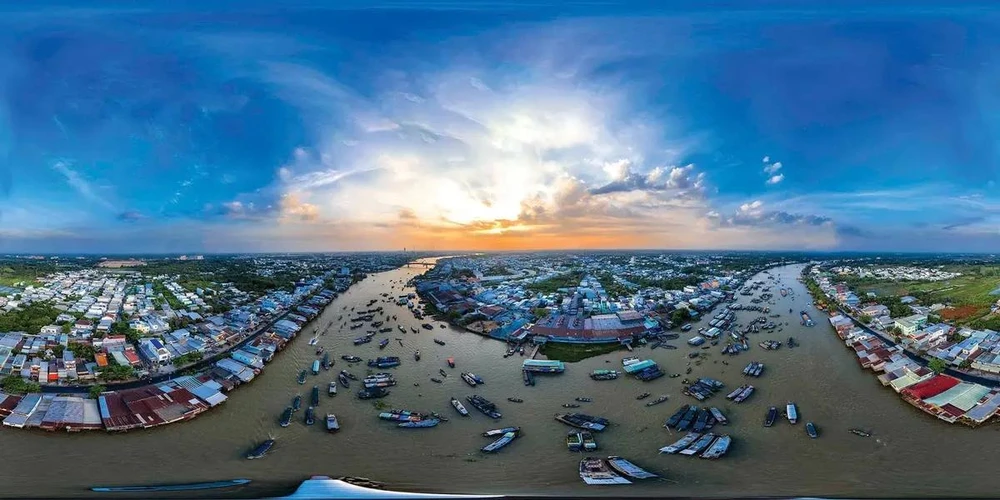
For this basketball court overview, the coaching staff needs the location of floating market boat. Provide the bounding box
[311,386,320,406]
[482,431,517,453]
[660,432,701,454]
[328,381,337,396]
[292,395,302,412]
[679,432,717,456]
[246,440,275,460]
[700,435,731,459]
[581,431,597,451]
[326,413,340,432]
[357,387,389,399]
[279,407,292,427]
[92,479,252,493]
[606,456,658,479]
[434,339,446,345]
[567,431,583,451]
[451,397,469,416]
[312,360,321,375]
[645,395,669,407]
[341,355,362,363]
[786,402,798,424]
[461,372,479,387]
[764,406,778,427]
[321,353,331,370]
[466,395,502,419]
[483,426,520,437]
[297,370,307,384]
[447,357,455,368]
[579,457,631,485]
[555,413,609,432]
[304,407,316,425]
[398,418,440,429]
[806,422,818,438]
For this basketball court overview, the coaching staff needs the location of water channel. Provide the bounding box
[2,261,998,498]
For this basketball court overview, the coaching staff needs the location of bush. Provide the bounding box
[1,376,40,394]
[928,358,947,374]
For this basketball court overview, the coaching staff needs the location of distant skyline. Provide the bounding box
[3,2,1000,253]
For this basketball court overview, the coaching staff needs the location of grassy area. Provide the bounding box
[527,270,585,294]
[539,342,624,363]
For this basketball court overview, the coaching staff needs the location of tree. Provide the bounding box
[68,343,96,361]
[859,314,872,324]
[533,307,550,319]
[51,345,64,358]
[88,384,106,399]
[671,308,692,325]
[928,358,947,374]
[0,376,40,394]
[99,363,135,381]
[61,323,71,334]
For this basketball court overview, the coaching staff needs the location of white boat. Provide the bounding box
[579,458,631,485]
[308,337,318,346]
[786,402,798,424]
[679,433,717,456]
[700,435,731,459]
[659,432,701,454]
[450,397,469,416]
[606,456,658,479]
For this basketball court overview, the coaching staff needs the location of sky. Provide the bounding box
[3,1,1000,253]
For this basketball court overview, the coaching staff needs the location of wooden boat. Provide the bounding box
[338,372,350,388]
[575,397,592,403]
[430,378,443,383]
[507,397,524,403]
[414,350,421,361]
[311,386,320,406]
[849,428,871,437]
[764,406,777,427]
[806,422,818,438]
[447,357,455,368]
[679,432,717,456]
[709,407,728,425]
[92,479,252,493]
[245,439,275,460]
[606,456,658,479]
[664,405,689,428]
[483,426,520,437]
[461,372,478,387]
[291,395,301,412]
[567,431,583,451]
[786,402,798,424]
[700,435,731,459]
[326,414,340,432]
[645,395,669,407]
[434,339,446,346]
[279,407,292,427]
[328,381,337,396]
[562,403,581,408]
[305,407,316,425]
[481,431,517,453]
[659,432,701,454]
[297,370,306,384]
[579,457,631,485]
[636,393,651,400]
[450,397,469,416]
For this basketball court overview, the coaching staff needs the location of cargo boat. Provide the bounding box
[522,370,534,386]
[246,439,275,460]
[466,395,502,419]
[328,381,337,396]
[450,397,469,416]
[367,356,401,369]
[606,456,658,479]
[700,435,731,459]
[92,479,252,493]
[659,432,701,454]
[786,402,798,424]
[800,310,815,326]
[326,414,340,432]
[304,407,316,425]
[579,457,631,485]
[279,407,292,427]
[764,406,778,427]
[679,432,717,456]
[482,431,517,453]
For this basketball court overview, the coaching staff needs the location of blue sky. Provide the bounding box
[2,1,1000,253]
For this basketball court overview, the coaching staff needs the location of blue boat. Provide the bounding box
[312,360,321,375]
[398,418,440,428]
[291,395,301,412]
[379,338,389,349]
[245,440,274,459]
[367,356,401,369]
[297,370,306,384]
[482,431,518,452]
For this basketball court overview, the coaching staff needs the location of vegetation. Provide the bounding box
[0,302,61,334]
[539,342,623,363]
[68,343,96,360]
[0,260,75,287]
[1,376,40,394]
[670,308,692,325]
[928,358,947,374]
[533,307,550,319]
[482,265,512,276]
[172,351,204,366]
[99,363,135,381]
[88,384,106,399]
[527,271,586,294]
[596,271,635,298]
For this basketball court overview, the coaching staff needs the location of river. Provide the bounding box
[4,261,1000,498]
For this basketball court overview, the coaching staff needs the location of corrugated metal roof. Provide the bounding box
[925,383,992,411]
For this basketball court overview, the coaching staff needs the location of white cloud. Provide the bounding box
[764,161,782,174]
[762,156,769,163]
[51,160,114,209]
[766,173,785,185]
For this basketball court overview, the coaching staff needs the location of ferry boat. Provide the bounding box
[328,381,337,396]
[806,422,818,438]
[311,386,320,406]
[579,457,631,485]
[291,395,302,412]
[245,439,275,460]
[786,402,798,424]
[326,414,340,432]
[482,431,517,453]
[450,397,469,416]
[304,407,316,425]
[279,407,292,427]
[606,456,658,479]
[764,406,778,427]
[297,370,307,384]
[700,435,732,459]
[340,355,362,363]
[312,360,320,375]
[447,357,455,368]
[659,432,701,454]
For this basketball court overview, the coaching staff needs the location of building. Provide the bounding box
[896,314,929,336]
